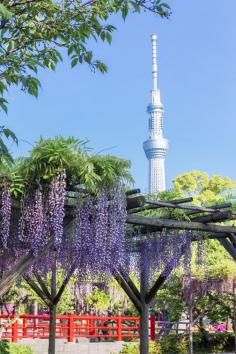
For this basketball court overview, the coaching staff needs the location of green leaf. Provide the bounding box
[95,61,107,73]
[0,97,8,113]
[161,2,171,9]
[106,32,112,44]
[0,4,13,19]
[71,58,78,68]
[121,3,129,20]
[2,128,18,144]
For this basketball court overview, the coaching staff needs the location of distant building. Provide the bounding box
[143,34,168,194]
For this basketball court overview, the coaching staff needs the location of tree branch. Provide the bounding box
[7,0,43,9]
[118,268,141,302]
[113,270,142,313]
[145,244,186,304]
[0,239,53,299]
[219,238,236,261]
[34,272,52,301]
[23,275,51,307]
[54,264,76,305]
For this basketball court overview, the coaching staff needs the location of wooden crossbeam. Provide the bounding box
[125,189,141,196]
[126,214,236,234]
[190,210,236,223]
[186,203,232,216]
[128,197,193,214]
[136,226,231,238]
[126,196,145,210]
[145,199,230,214]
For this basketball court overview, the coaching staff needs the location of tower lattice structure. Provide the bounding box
[143,34,169,194]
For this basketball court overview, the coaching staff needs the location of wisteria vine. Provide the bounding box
[0,172,127,281]
[0,181,11,249]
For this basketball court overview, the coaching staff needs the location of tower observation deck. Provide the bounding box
[143,34,168,194]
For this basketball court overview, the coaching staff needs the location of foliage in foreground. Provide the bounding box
[119,332,236,353]
[119,341,161,354]
[0,136,133,196]
[0,341,33,354]
[0,0,171,114]
[0,0,170,163]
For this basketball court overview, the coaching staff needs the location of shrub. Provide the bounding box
[119,341,161,353]
[0,341,33,354]
[159,334,188,354]
[118,332,235,354]
[159,332,235,353]
[200,332,235,353]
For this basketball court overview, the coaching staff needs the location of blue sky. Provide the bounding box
[3,0,236,193]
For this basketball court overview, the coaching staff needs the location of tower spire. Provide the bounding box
[151,33,158,90]
[143,34,169,194]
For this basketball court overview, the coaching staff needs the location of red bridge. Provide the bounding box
[0,314,156,343]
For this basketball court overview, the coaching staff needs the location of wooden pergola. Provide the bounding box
[0,188,236,354]
[119,189,236,354]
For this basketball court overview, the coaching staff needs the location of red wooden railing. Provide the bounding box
[0,314,156,343]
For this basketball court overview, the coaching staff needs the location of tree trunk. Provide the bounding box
[140,248,150,354]
[48,256,57,354]
[140,302,149,354]
[48,304,57,354]
[233,281,236,354]
[188,276,193,354]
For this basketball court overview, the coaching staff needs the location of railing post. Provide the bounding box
[150,315,156,340]
[117,314,122,341]
[12,319,18,343]
[89,314,94,336]
[67,315,74,342]
[23,317,27,337]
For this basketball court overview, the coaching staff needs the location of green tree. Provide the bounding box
[150,171,236,339]
[0,0,170,112]
[85,277,138,315]
[3,136,133,196]
[21,269,75,314]
[86,288,110,313]
[173,170,236,204]
[0,0,170,162]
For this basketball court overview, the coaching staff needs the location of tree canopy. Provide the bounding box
[173,170,236,204]
[148,170,236,337]
[1,136,133,196]
[0,0,170,112]
[0,0,171,163]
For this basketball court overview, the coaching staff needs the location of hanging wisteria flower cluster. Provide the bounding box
[127,228,194,285]
[0,179,11,249]
[17,170,66,256]
[70,186,127,280]
[0,172,127,280]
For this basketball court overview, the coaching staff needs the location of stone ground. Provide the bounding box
[18,339,235,354]
[19,338,124,354]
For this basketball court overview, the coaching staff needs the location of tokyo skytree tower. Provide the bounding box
[143,34,169,194]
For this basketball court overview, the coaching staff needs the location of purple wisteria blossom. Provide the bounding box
[0,182,11,249]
